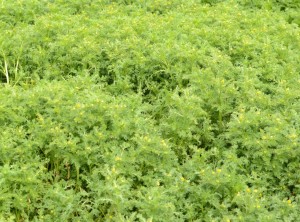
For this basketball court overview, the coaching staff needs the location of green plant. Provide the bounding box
[0,0,299,221]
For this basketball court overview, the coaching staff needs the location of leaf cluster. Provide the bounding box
[0,0,300,221]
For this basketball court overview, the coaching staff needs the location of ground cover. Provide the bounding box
[0,0,300,221]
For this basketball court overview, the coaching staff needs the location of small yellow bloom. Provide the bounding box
[161,140,167,147]
[239,114,244,121]
[143,136,150,142]
[75,103,81,109]
[289,134,297,139]
[115,156,122,161]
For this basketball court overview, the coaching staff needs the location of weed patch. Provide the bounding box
[0,0,300,221]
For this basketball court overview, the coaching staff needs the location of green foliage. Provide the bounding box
[0,0,300,221]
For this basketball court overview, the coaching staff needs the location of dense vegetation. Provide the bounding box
[0,0,299,221]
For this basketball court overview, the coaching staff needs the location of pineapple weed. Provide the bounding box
[0,0,300,221]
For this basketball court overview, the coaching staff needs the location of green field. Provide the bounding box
[0,0,300,221]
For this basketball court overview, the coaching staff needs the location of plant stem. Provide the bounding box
[4,59,9,84]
